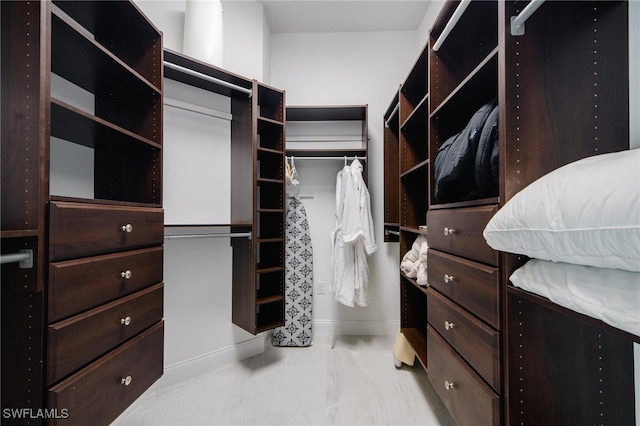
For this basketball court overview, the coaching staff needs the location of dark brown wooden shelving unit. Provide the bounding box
[161,50,287,336]
[2,1,164,424]
[384,1,632,425]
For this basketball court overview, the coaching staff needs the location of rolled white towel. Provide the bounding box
[416,242,429,286]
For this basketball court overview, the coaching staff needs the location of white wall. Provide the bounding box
[270,31,422,340]
[135,0,269,81]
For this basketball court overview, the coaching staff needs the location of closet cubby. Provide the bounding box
[258,119,285,151]
[2,1,164,424]
[256,270,285,300]
[385,1,630,425]
[400,278,428,368]
[399,47,428,121]
[399,167,428,229]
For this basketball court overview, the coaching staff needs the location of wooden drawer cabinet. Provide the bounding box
[49,247,163,322]
[427,325,500,426]
[47,284,163,385]
[49,201,164,261]
[427,249,500,328]
[427,205,498,266]
[48,321,164,426]
[427,288,500,392]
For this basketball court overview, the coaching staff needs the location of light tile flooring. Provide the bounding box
[112,335,456,426]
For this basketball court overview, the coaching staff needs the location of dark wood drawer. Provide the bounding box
[428,249,500,329]
[427,287,500,392]
[49,247,163,323]
[48,321,163,426]
[427,205,498,266]
[47,284,163,385]
[427,325,500,426]
[49,201,164,261]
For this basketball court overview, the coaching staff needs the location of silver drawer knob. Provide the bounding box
[121,223,133,233]
[121,270,132,280]
[444,321,455,330]
[444,380,455,390]
[121,375,132,386]
[444,274,454,283]
[120,316,132,326]
[443,227,455,236]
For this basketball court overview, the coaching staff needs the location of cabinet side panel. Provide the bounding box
[1,0,49,233]
[507,292,635,425]
[230,95,254,225]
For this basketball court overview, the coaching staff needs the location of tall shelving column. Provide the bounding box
[232,82,286,334]
[397,43,430,368]
[426,2,501,425]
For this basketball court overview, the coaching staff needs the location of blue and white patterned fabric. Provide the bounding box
[272,198,313,347]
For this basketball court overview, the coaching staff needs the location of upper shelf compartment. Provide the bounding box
[52,1,162,89]
[285,105,368,159]
[429,0,498,112]
[51,7,162,144]
[400,43,428,126]
[258,84,285,123]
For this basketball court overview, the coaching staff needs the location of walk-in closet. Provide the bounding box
[2,1,639,425]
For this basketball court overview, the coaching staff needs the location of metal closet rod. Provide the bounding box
[164,232,252,240]
[164,61,252,96]
[384,102,399,128]
[432,0,472,52]
[290,155,366,161]
[0,249,33,269]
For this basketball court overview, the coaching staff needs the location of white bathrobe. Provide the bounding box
[330,159,377,307]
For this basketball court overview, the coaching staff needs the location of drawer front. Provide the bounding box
[427,325,500,426]
[48,321,163,426]
[47,284,163,385]
[49,247,164,322]
[49,201,164,261]
[427,205,498,266]
[427,287,500,392]
[428,249,500,328]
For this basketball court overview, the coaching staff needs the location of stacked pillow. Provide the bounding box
[483,149,640,336]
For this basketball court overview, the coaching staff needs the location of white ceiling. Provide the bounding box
[259,1,432,34]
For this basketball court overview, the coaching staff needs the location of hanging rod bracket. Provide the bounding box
[0,249,34,269]
[510,0,545,36]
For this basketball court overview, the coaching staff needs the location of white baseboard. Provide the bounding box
[311,319,400,345]
[148,335,266,392]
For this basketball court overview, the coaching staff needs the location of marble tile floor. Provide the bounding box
[112,335,456,426]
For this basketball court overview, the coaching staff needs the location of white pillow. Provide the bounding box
[510,259,640,337]
[483,149,640,272]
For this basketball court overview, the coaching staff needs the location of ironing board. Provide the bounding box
[272,197,313,346]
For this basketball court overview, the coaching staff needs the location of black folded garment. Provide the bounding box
[434,99,497,203]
